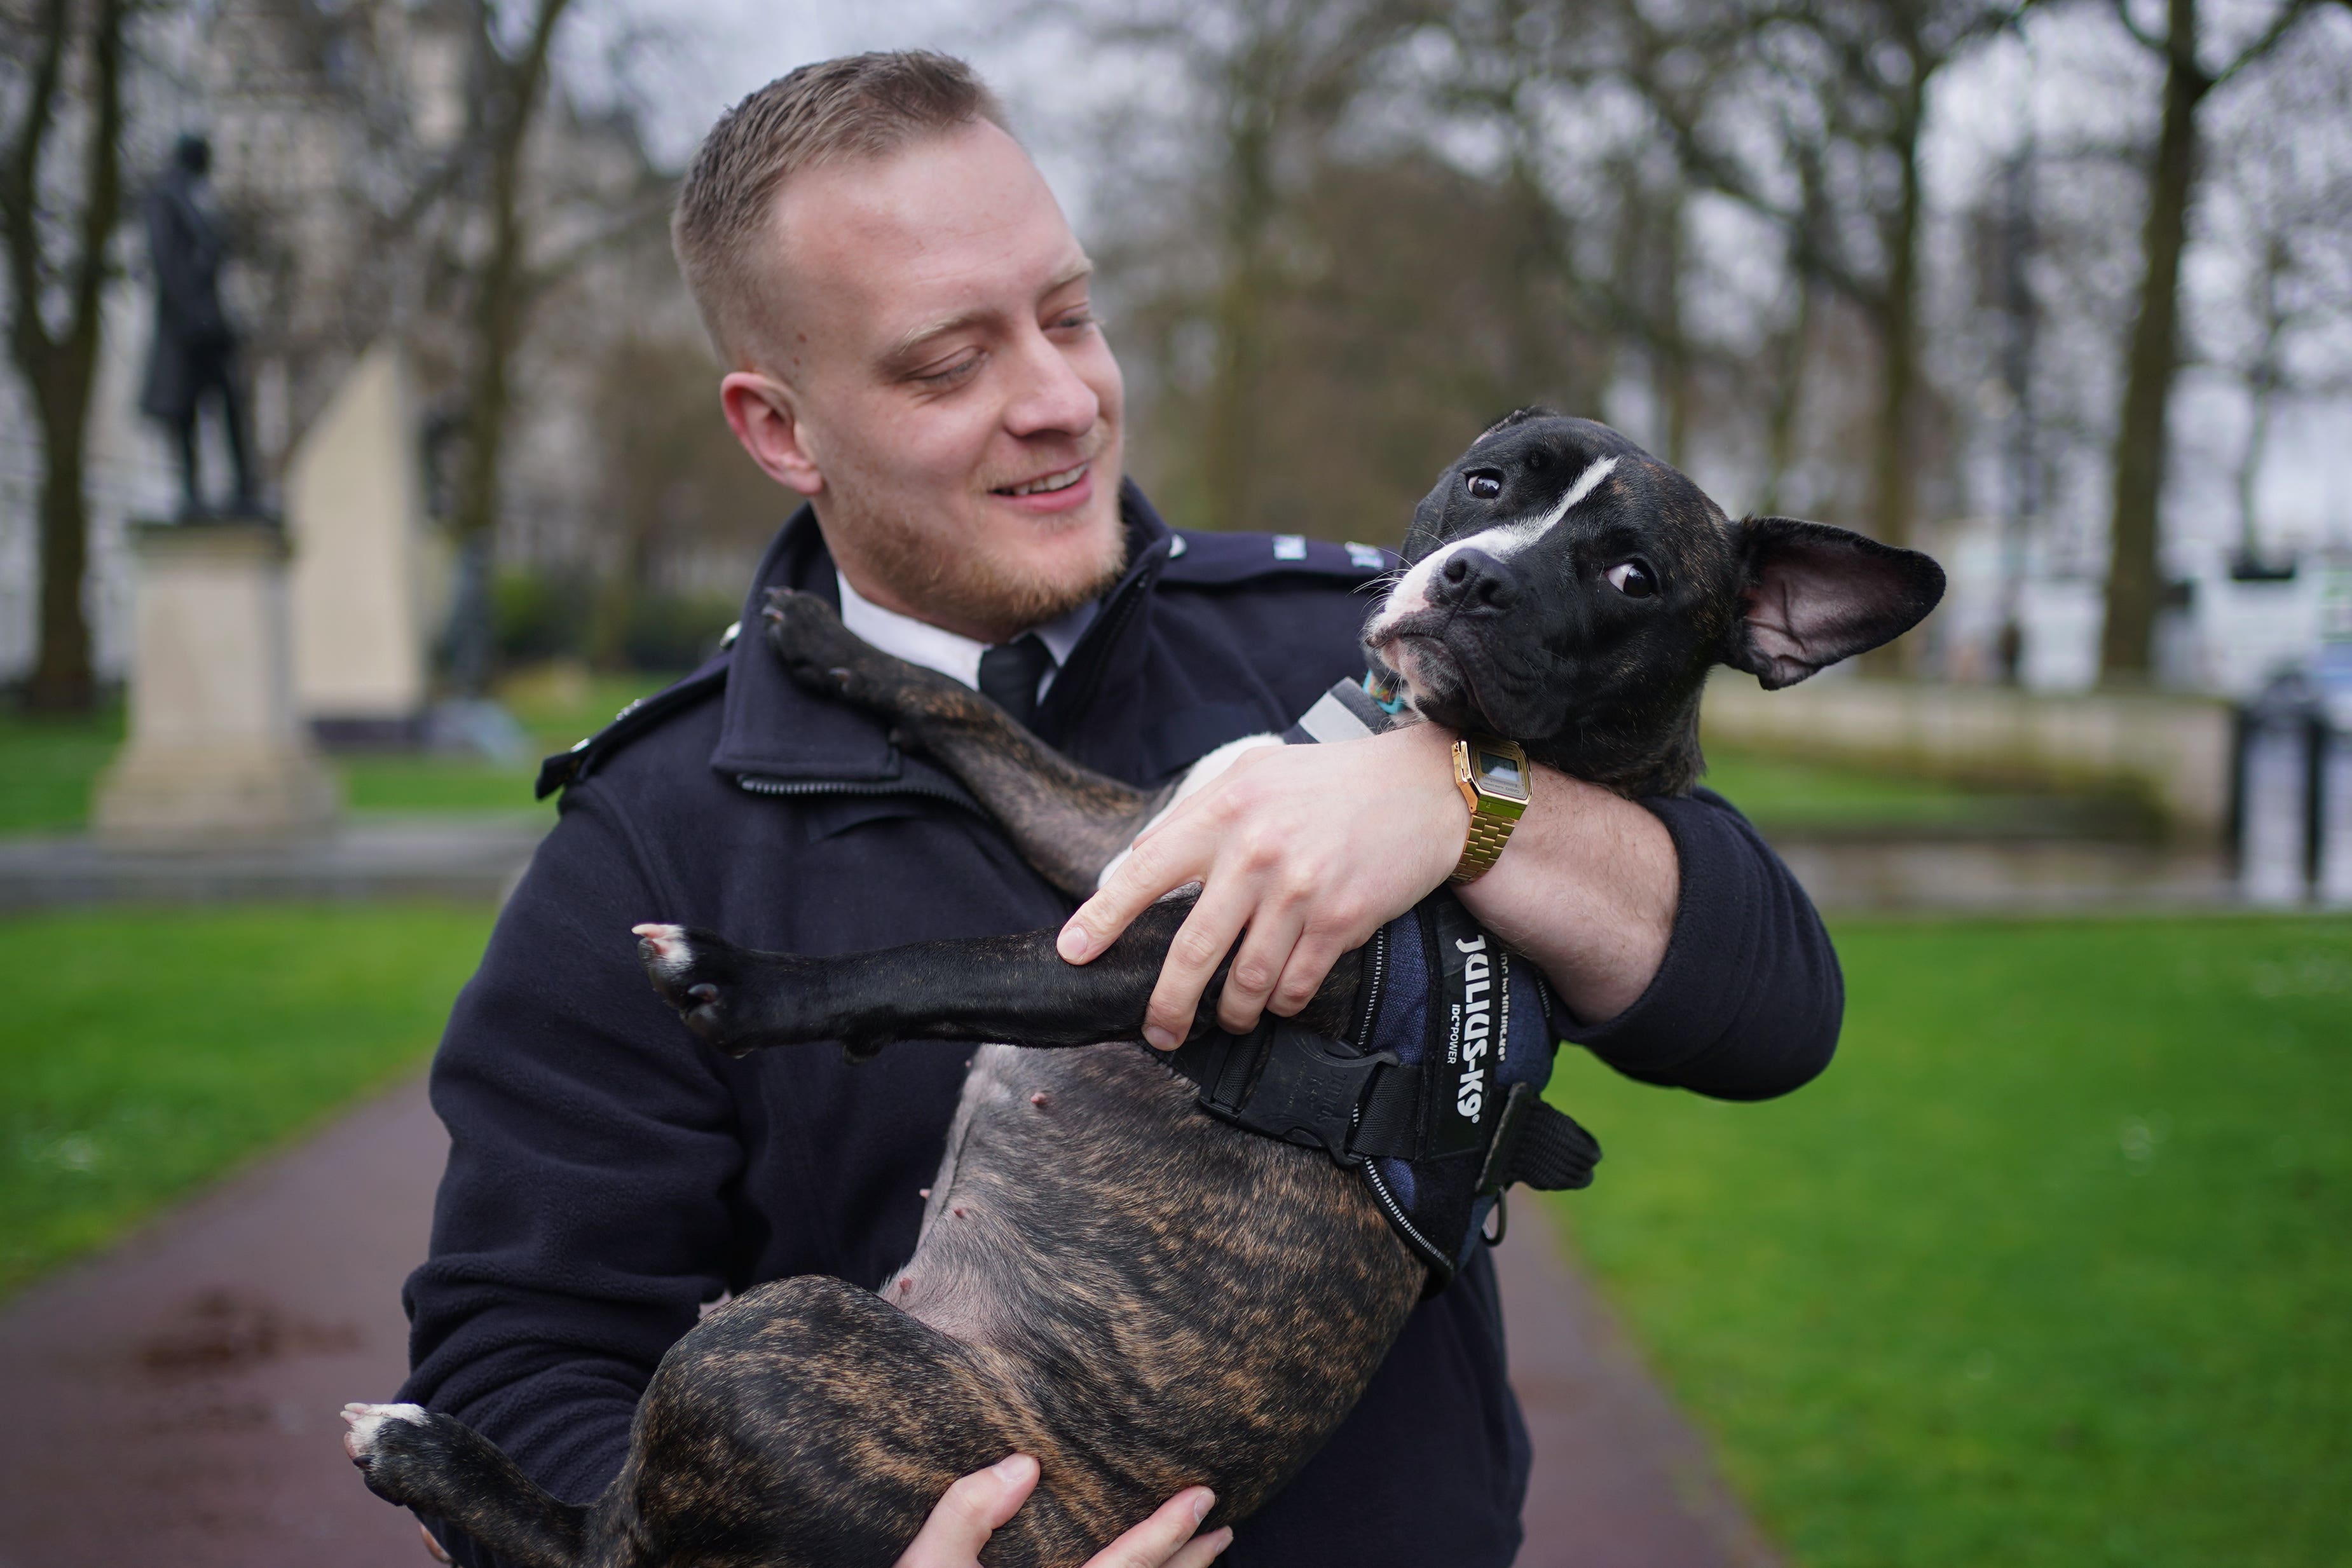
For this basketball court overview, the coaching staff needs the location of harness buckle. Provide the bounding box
[1189,1018,1398,1167]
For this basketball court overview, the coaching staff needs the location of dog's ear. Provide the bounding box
[1723,517,1946,688]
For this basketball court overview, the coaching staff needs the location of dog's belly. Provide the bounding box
[888,1041,1423,1538]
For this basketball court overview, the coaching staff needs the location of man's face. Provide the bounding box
[727,120,1128,644]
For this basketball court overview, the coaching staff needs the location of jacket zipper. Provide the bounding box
[735,774,985,815]
[1362,1161,1448,1273]
[1348,920,1390,1049]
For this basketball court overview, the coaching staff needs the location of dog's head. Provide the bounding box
[1362,409,1945,795]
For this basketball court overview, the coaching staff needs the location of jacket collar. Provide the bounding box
[710,481,1176,784]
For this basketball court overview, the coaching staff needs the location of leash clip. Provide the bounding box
[1184,1018,1398,1168]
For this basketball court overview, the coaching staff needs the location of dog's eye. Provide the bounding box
[1606,560,1658,599]
[1465,471,1503,500]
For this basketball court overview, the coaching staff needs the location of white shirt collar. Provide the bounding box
[834,571,1098,700]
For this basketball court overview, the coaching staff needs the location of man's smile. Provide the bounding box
[995,461,1088,497]
[988,458,1097,515]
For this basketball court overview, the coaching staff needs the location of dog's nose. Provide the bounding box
[1433,548,1517,612]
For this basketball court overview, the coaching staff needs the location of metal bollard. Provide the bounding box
[2320,685,2352,907]
[2236,672,2318,907]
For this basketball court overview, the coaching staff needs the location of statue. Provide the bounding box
[139,133,262,518]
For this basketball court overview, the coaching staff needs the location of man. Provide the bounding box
[400,51,1842,1568]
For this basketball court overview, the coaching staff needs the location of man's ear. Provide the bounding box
[721,371,824,497]
[1723,516,1946,688]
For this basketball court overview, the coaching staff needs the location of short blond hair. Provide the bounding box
[673,51,1012,366]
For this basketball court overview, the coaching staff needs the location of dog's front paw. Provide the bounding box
[763,588,961,720]
[635,923,771,1056]
[764,589,892,704]
[341,1403,441,1506]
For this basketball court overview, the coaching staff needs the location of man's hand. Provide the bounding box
[895,1453,1232,1568]
[1057,720,1679,1041]
[1059,725,1466,1047]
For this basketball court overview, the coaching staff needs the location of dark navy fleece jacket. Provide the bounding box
[399,485,1843,1568]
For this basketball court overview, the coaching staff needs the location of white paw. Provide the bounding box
[342,1401,427,1460]
[632,923,693,978]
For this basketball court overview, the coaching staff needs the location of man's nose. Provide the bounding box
[1001,327,1100,439]
[1430,547,1519,613]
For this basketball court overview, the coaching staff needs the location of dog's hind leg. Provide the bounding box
[343,1403,587,1568]
[636,899,1364,1059]
[764,589,1170,896]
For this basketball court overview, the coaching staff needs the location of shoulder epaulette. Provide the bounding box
[1158,529,1398,587]
[534,659,731,800]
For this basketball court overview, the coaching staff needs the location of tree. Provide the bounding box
[1074,0,1430,533]
[437,0,580,695]
[1,0,129,714]
[2095,0,2316,681]
[1634,0,2014,559]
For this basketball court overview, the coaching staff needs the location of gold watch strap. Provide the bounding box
[1450,811,1518,883]
[1448,733,1529,883]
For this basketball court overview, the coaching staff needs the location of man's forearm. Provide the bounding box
[1417,733,1679,1027]
[1063,716,1680,1042]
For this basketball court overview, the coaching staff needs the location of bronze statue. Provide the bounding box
[139,133,261,518]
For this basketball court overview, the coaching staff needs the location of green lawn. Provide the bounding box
[1695,749,2142,837]
[0,904,496,1300]
[7,672,2017,840]
[4,896,2346,1568]
[1698,749,2007,826]
[0,667,676,834]
[1547,914,2352,1568]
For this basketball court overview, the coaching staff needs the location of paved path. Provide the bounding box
[0,810,2250,918]
[0,1077,1776,1567]
[0,815,545,911]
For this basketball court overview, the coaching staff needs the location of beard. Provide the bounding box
[857,502,1128,637]
[818,432,1130,640]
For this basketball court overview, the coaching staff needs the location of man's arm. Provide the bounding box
[1057,719,1838,1097]
[399,789,742,1566]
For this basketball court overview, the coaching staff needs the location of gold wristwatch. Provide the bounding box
[1449,733,1531,882]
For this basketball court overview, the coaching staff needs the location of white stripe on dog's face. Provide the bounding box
[1365,456,1618,645]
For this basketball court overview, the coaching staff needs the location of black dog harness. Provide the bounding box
[1162,679,1601,1287]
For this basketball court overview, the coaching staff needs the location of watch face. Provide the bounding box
[1475,747,1528,799]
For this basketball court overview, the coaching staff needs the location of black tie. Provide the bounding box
[976,634,1053,729]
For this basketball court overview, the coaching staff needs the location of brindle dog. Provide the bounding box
[342,412,1943,1568]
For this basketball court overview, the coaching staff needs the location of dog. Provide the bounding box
[343,411,1943,1568]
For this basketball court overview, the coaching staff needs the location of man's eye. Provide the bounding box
[915,353,982,387]
[1465,471,1503,500]
[1606,560,1658,599]
[1050,309,1098,332]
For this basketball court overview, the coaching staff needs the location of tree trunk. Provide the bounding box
[1201,90,1278,534]
[1758,278,1813,518]
[10,0,126,714]
[442,0,575,695]
[2234,235,2287,563]
[2100,0,2208,682]
[1867,83,1925,555]
[1857,71,1925,676]
[1655,196,1692,471]
[26,388,95,710]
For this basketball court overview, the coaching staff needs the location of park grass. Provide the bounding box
[4,674,2002,837]
[1697,748,2004,826]
[0,669,673,833]
[3,898,2345,1567]
[1546,913,2352,1568]
[0,903,496,1302]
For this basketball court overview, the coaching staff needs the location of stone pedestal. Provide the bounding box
[93,519,341,848]
[285,341,447,739]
